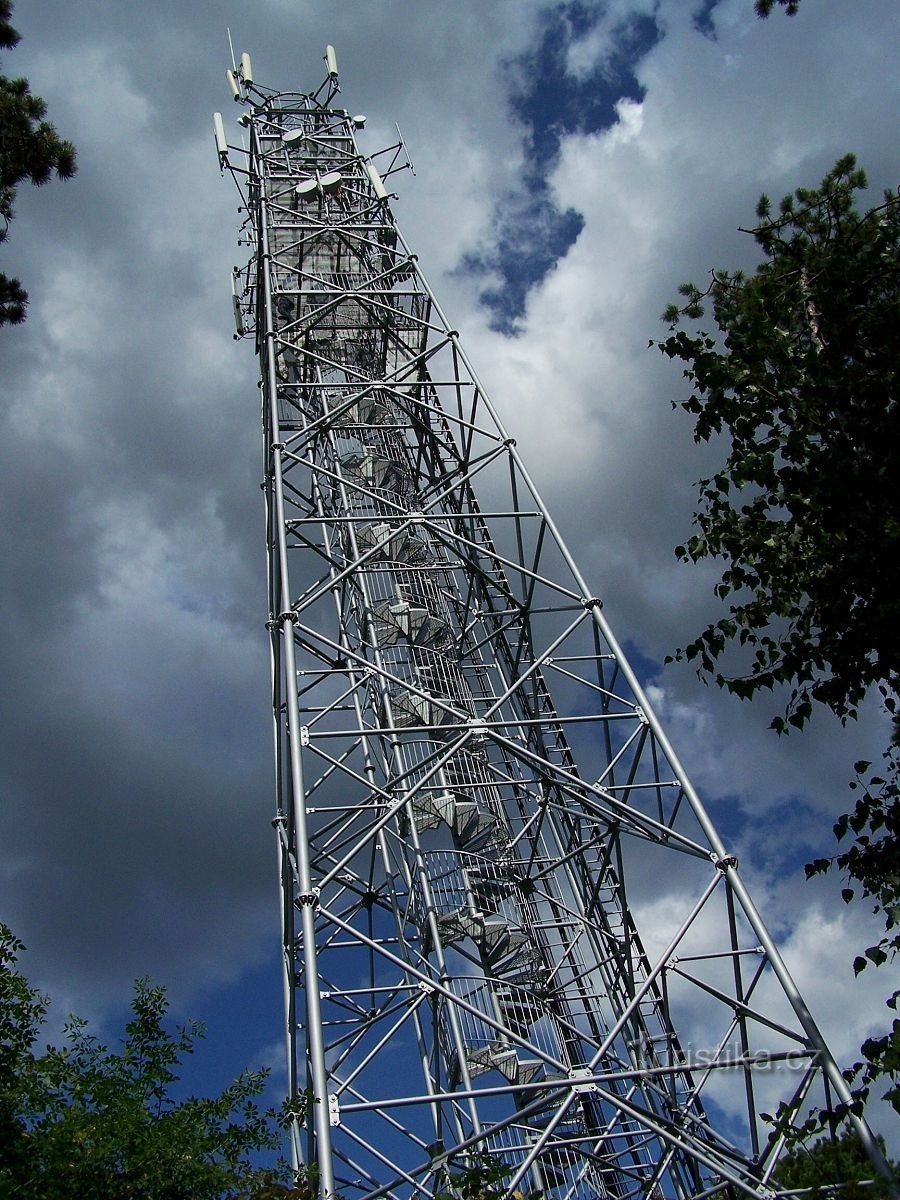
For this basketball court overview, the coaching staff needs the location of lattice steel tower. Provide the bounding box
[215,49,890,1200]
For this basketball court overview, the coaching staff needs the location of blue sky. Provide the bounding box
[2,0,899,1153]
[461,4,660,330]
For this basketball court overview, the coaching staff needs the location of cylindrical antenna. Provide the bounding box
[241,52,253,84]
[231,271,245,336]
[325,44,338,79]
[366,161,388,201]
[226,69,241,101]
[213,112,228,162]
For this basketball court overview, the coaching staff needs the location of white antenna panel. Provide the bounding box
[213,112,228,159]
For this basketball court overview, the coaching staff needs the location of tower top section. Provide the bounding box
[214,42,410,187]
[224,44,341,108]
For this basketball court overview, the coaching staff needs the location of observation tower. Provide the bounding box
[214,47,889,1200]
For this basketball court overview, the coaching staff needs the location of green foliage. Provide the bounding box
[774,1129,897,1198]
[0,0,77,324]
[434,1153,512,1200]
[0,924,49,1183]
[755,0,801,15]
[806,751,900,1115]
[654,155,900,1122]
[656,155,899,735]
[0,922,289,1199]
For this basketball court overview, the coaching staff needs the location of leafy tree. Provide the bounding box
[774,1129,896,1199]
[0,922,290,1198]
[654,156,899,1119]
[657,156,899,734]
[0,0,76,325]
[806,751,900,1115]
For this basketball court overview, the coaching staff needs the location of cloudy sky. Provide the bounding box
[3,0,898,1139]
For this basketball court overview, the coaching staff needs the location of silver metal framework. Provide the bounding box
[215,50,891,1200]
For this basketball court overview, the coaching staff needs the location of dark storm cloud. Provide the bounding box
[0,0,274,1012]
